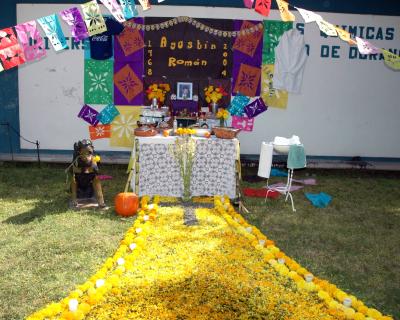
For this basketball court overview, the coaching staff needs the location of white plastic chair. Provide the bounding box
[265,168,296,212]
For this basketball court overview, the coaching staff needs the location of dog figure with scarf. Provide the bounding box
[67,139,107,209]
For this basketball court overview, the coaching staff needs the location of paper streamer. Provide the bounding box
[257,142,273,178]
[138,0,151,11]
[119,0,138,20]
[381,49,400,70]
[276,0,295,22]
[0,27,18,50]
[60,7,89,42]
[89,124,111,140]
[243,0,254,9]
[81,0,107,36]
[228,93,251,116]
[0,45,26,69]
[78,104,100,126]
[255,0,271,16]
[232,115,254,132]
[316,20,337,37]
[244,97,267,118]
[295,7,322,23]
[15,20,46,62]
[356,37,381,55]
[37,14,68,51]
[99,0,126,23]
[97,104,120,124]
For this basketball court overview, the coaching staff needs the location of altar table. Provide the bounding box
[131,135,239,198]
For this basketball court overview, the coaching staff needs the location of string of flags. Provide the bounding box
[0,0,398,72]
[243,0,400,70]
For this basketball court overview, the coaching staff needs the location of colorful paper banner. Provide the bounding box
[261,64,288,109]
[316,20,338,37]
[89,124,111,140]
[115,26,144,60]
[232,115,254,132]
[0,45,26,70]
[84,59,114,104]
[78,104,100,126]
[233,21,263,57]
[233,63,261,97]
[60,7,89,42]
[381,49,400,70]
[138,0,151,11]
[262,20,293,64]
[295,7,322,23]
[81,0,107,36]
[244,97,268,118]
[228,93,251,116]
[243,0,254,9]
[276,0,295,22]
[37,14,68,52]
[255,0,271,16]
[356,37,381,55]
[15,21,46,62]
[119,0,138,20]
[114,62,144,105]
[97,104,120,124]
[99,0,126,23]
[110,106,140,147]
[0,27,18,50]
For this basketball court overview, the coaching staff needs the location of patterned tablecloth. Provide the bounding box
[132,136,239,198]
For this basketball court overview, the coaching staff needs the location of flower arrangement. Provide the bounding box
[204,85,228,104]
[169,134,196,201]
[175,128,196,136]
[216,108,230,126]
[145,83,171,104]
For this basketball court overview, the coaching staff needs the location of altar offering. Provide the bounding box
[213,127,240,139]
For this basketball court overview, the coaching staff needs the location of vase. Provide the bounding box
[182,185,191,202]
[211,102,218,115]
[219,118,225,127]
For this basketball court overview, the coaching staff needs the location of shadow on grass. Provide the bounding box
[2,194,122,225]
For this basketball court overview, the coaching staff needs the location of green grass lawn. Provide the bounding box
[0,163,399,319]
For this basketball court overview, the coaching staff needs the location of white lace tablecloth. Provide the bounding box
[131,135,239,198]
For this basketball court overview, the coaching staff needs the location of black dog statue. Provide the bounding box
[68,139,106,209]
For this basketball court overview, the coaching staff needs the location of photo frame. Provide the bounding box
[176,82,193,100]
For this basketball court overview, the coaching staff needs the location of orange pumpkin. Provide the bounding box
[115,192,139,217]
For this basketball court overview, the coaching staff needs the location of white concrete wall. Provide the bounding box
[18,4,400,157]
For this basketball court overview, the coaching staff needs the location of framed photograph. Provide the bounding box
[176,82,193,100]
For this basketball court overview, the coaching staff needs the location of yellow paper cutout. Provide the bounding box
[276,0,295,22]
[110,106,141,147]
[335,27,353,44]
[382,49,400,70]
[81,0,107,36]
[261,64,289,109]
